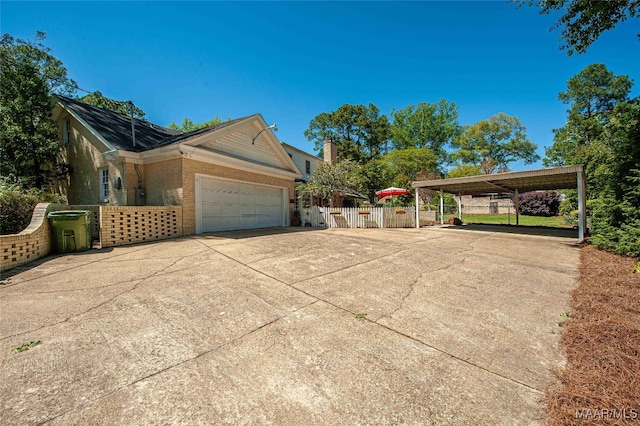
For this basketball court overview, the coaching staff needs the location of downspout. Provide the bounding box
[134,163,142,188]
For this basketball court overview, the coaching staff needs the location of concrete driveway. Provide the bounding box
[0,226,578,425]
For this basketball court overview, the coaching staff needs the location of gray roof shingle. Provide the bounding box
[57,96,253,153]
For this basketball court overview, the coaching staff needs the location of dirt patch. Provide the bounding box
[545,246,640,425]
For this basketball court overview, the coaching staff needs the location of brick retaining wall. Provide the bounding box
[1,203,54,273]
[1,204,183,273]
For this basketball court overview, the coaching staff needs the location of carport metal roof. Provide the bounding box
[412,165,587,241]
[412,165,583,196]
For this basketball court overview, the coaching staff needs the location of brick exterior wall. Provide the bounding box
[100,206,183,248]
[145,158,183,206]
[124,162,144,206]
[181,158,295,235]
[61,113,125,206]
[0,203,53,273]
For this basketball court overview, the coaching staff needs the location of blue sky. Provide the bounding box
[2,1,638,171]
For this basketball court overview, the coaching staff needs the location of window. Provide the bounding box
[305,160,311,174]
[63,119,70,145]
[100,168,110,200]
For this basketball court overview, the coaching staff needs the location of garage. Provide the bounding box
[196,175,286,233]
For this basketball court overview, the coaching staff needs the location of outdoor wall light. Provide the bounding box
[252,123,278,145]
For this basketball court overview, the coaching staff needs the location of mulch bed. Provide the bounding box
[545,246,640,425]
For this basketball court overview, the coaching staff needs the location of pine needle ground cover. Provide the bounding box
[545,246,640,425]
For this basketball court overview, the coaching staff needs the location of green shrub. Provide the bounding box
[0,181,65,235]
[591,202,640,257]
[561,198,599,226]
[590,170,640,257]
[563,209,579,226]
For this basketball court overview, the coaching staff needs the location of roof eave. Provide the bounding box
[181,145,302,180]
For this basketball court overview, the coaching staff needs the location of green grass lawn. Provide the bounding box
[444,214,568,228]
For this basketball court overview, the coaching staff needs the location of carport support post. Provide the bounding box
[514,189,520,226]
[457,194,462,220]
[439,189,444,225]
[578,169,586,242]
[415,189,420,229]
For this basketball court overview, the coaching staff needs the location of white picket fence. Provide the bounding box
[300,206,421,229]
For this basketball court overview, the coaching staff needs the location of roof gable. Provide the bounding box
[182,116,299,174]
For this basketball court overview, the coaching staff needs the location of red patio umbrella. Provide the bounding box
[375,187,411,205]
[375,187,411,197]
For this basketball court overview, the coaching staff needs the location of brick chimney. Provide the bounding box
[323,139,337,165]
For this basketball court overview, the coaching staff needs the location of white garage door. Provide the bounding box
[197,176,285,233]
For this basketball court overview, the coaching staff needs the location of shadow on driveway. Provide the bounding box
[440,223,579,239]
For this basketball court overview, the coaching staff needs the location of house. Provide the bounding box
[281,142,320,184]
[52,96,302,234]
[281,139,365,209]
[281,142,321,210]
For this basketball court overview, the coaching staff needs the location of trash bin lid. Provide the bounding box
[48,210,90,219]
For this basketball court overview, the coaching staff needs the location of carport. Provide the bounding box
[412,165,587,241]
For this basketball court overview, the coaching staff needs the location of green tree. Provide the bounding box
[545,64,639,256]
[358,159,395,203]
[451,113,539,174]
[559,64,633,118]
[0,32,76,189]
[590,100,640,256]
[521,0,640,55]
[79,91,146,119]
[357,148,438,207]
[390,99,461,166]
[168,116,225,132]
[304,103,390,163]
[544,64,633,196]
[297,160,363,207]
[380,147,438,188]
[555,63,632,151]
[446,164,482,178]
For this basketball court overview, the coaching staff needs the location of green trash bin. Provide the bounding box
[48,210,91,254]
